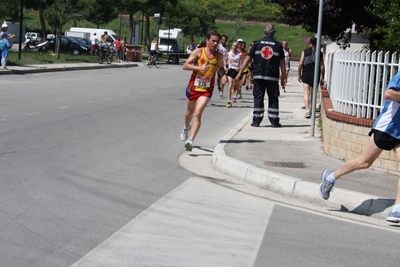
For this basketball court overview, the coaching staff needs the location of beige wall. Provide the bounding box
[321,90,400,176]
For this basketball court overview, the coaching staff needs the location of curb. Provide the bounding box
[0,63,139,75]
[212,112,394,220]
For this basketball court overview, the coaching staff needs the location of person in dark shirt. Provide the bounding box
[298,36,325,119]
[236,23,285,127]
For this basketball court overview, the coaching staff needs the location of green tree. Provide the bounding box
[362,0,400,53]
[45,0,95,58]
[271,0,376,48]
[0,0,20,22]
[87,0,119,28]
[25,0,55,40]
[169,0,217,43]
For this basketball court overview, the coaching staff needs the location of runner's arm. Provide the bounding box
[235,55,252,80]
[384,88,400,101]
[183,48,205,71]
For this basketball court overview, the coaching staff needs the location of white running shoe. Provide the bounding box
[219,90,223,97]
[387,210,400,223]
[319,170,334,200]
[180,125,191,141]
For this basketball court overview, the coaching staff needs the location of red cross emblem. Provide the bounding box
[261,46,274,59]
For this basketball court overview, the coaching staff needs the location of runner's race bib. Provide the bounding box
[194,75,211,92]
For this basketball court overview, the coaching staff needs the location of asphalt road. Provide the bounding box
[0,64,399,266]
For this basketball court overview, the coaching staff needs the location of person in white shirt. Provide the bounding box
[225,41,244,108]
[217,34,229,97]
[90,33,98,55]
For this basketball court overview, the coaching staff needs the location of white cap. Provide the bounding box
[2,22,8,28]
[237,38,244,43]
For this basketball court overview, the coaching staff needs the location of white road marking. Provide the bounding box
[59,106,70,109]
[72,177,275,267]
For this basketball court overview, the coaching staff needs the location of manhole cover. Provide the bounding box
[264,161,306,168]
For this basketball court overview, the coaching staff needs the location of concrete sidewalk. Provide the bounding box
[212,64,398,221]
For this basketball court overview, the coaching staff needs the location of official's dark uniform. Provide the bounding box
[248,36,284,126]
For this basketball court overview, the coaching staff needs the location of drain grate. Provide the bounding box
[264,161,306,168]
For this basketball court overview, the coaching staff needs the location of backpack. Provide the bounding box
[0,38,4,51]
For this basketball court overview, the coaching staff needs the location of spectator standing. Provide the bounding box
[115,36,122,62]
[319,71,400,223]
[0,36,11,70]
[90,33,98,55]
[236,23,285,128]
[217,34,229,97]
[1,22,15,41]
[180,30,226,151]
[298,36,325,118]
[120,37,126,61]
[281,41,294,92]
[188,41,196,52]
[168,41,179,64]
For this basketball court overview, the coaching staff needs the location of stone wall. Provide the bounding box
[321,90,400,176]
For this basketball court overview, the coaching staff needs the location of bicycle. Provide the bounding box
[97,44,113,64]
[147,52,161,68]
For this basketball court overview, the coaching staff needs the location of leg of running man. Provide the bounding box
[184,100,195,130]
[319,133,383,200]
[184,96,210,151]
[333,134,383,180]
[239,72,247,97]
[392,146,400,205]
[227,75,234,107]
[234,78,241,101]
[387,177,400,222]
[189,96,210,141]
[217,72,222,92]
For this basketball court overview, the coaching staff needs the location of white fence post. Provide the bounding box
[327,50,400,120]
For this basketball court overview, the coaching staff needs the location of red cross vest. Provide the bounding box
[250,36,284,81]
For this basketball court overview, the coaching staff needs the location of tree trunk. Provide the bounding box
[129,12,134,45]
[145,14,150,52]
[39,7,47,40]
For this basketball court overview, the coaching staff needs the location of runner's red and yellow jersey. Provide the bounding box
[188,48,219,92]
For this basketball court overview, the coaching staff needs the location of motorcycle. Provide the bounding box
[21,38,49,53]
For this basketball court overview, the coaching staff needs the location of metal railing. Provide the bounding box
[326,50,400,120]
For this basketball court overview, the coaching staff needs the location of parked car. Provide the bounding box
[48,36,91,55]
[68,36,91,47]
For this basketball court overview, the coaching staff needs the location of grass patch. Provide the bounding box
[7,51,98,65]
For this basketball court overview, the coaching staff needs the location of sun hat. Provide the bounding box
[2,22,8,28]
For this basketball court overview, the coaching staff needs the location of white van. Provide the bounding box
[69,27,118,42]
